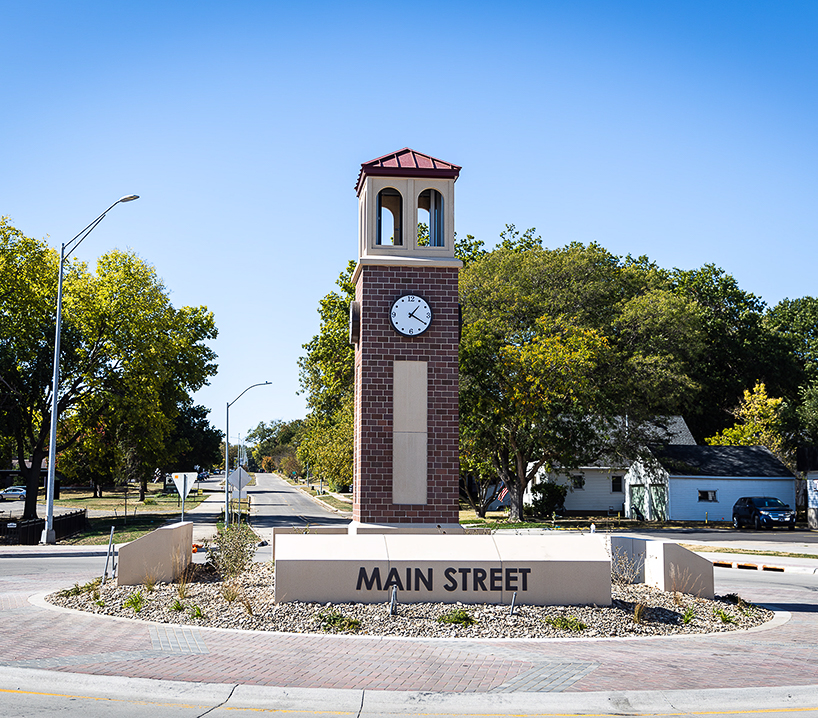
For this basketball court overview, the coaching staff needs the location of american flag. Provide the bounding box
[498,484,508,501]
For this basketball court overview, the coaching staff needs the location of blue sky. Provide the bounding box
[3,1,817,446]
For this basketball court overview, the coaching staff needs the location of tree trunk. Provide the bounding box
[507,477,525,522]
[21,449,46,521]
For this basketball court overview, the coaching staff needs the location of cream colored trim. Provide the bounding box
[352,256,463,283]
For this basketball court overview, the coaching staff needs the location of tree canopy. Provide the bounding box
[297,224,818,519]
[0,217,219,516]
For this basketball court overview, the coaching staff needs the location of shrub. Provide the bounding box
[124,591,144,614]
[610,546,645,586]
[633,602,646,624]
[544,615,587,632]
[682,607,695,624]
[220,582,241,603]
[713,607,735,624]
[57,578,101,598]
[170,599,184,612]
[530,481,567,517]
[316,610,360,633]
[213,523,257,579]
[437,609,476,626]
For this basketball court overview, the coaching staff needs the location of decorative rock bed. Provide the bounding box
[46,561,773,639]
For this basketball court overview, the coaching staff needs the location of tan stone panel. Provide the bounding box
[392,431,427,504]
[393,361,427,433]
[275,534,390,604]
[117,522,192,586]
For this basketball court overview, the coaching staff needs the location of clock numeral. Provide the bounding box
[408,328,413,334]
[391,311,396,317]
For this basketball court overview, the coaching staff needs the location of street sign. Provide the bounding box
[172,472,197,500]
[227,467,251,491]
[172,472,197,522]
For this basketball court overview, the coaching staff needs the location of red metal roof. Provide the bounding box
[356,148,461,195]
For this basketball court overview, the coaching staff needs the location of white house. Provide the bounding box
[625,445,797,522]
[523,417,696,516]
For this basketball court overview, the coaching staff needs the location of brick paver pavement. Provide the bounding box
[2,567,816,694]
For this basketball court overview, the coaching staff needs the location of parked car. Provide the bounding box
[732,496,796,530]
[0,486,26,501]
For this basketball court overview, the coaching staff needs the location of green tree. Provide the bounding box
[165,400,223,473]
[0,218,217,517]
[297,261,356,488]
[670,265,797,441]
[460,241,705,521]
[705,382,794,470]
[297,393,353,491]
[246,418,303,474]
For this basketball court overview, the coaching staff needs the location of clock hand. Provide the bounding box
[411,315,427,325]
[408,306,420,319]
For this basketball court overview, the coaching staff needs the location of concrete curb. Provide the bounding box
[700,552,818,574]
[1,667,817,715]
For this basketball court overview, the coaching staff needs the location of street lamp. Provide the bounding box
[225,381,271,527]
[41,195,140,544]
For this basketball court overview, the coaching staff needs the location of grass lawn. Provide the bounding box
[61,515,175,545]
[49,482,207,514]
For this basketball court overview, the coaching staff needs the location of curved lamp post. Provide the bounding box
[41,195,140,544]
[225,381,271,527]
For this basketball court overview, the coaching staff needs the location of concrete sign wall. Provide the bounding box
[275,533,611,606]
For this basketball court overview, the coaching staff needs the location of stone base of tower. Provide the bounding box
[347,520,465,535]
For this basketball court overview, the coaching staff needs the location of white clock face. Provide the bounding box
[389,294,432,336]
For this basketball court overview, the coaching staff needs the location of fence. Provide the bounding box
[0,509,87,545]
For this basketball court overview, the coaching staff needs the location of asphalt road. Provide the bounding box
[625,526,818,546]
[246,472,349,530]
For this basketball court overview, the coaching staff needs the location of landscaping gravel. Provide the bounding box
[46,561,773,639]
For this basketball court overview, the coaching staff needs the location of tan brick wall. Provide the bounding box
[353,264,459,524]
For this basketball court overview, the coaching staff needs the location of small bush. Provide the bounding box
[610,546,645,586]
[714,607,735,624]
[57,578,101,598]
[189,605,204,619]
[124,591,144,614]
[170,599,184,612]
[633,602,646,624]
[530,481,567,517]
[544,615,587,632]
[220,582,241,603]
[316,610,360,633]
[213,524,257,579]
[437,609,476,626]
[682,607,695,624]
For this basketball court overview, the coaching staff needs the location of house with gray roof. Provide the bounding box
[522,417,696,516]
[625,445,797,522]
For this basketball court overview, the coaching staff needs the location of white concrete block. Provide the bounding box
[117,521,192,586]
[275,533,611,606]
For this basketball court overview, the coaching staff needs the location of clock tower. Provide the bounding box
[350,149,462,527]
